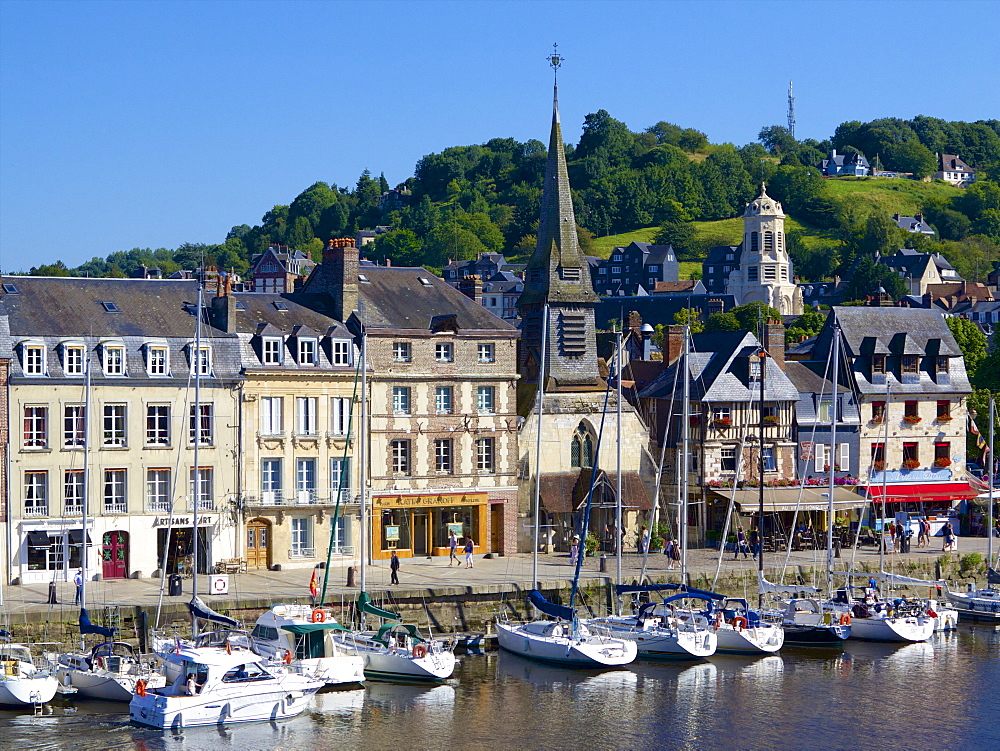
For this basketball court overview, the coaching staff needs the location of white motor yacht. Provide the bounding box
[0,642,59,706]
[130,643,323,729]
[55,641,165,701]
[251,604,365,687]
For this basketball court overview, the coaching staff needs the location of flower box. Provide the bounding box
[713,418,732,429]
[873,460,886,472]
[870,415,884,424]
[933,457,952,468]
[902,458,921,470]
[936,414,953,422]
[762,415,779,426]
[903,414,922,425]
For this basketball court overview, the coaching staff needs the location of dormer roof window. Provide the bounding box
[62,341,86,377]
[189,344,212,376]
[101,340,127,376]
[298,337,317,366]
[145,341,171,377]
[262,336,283,366]
[21,340,47,376]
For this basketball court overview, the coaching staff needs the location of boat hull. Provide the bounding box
[496,622,637,667]
[129,681,319,728]
[0,674,59,706]
[589,618,717,659]
[848,616,934,642]
[362,650,456,682]
[57,666,166,702]
[714,624,784,654]
[781,623,849,646]
[944,589,1000,622]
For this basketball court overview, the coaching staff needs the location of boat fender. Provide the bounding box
[839,613,851,626]
[412,644,427,659]
[135,679,147,697]
[283,650,293,665]
[732,616,748,631]
[311,609,326,623]
[926,609,937,618]
[714,611,724,630]
[95,656,104,670]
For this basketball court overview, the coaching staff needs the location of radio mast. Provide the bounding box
[787,81,796,139]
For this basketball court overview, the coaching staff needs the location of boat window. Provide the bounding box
[250,624,279,641]
[222,662,269,682]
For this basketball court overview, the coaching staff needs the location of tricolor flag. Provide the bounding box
[969,413,989,458]
[309,568,319,599]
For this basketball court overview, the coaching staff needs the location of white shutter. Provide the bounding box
[331,397,349,435]
[839,443,850,470]
[814,444,826,472]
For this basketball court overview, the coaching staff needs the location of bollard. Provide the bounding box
[48,581,58,604]
[599,555,607,573]
[347,566,356,587]
[834,539,842,558]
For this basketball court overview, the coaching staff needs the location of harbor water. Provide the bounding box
[2,626,997,750]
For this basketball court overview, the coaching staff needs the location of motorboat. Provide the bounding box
[590,587,716,659]
[335,621,456,682]
[129,642,323,729]
[153,626,261,684]
[944,580,1000,622]
[54,640,165,701]
[496,617,637,668]
[0,641,59,706]
[251,604,365,687]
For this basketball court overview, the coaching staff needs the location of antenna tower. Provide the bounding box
[787,81,796,139]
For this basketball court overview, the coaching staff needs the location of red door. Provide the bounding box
[102,531,129,579]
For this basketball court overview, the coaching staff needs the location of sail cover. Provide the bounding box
[188,596,239,628]
[758,572,821,595]
[528,590,576,622]
[357,592,401,621]
[79,608,116,639]
[988,568,1000,586]
[615,583,683,596]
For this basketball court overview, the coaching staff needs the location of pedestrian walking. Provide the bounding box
[464,538,475,569]
[663,538,674,569]
[734,530,750,560]
[942,521,957,552]
[448,530,459,566]
[73,568,84,605]
[390,550,400,585]
[570,535,580,567]
[639,526,650,555]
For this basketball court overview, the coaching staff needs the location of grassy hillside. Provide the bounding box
[823,177,962,215]
[588,228,658,258]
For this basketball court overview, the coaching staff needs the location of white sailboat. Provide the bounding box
[0,639,59,706]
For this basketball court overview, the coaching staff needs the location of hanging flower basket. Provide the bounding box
[936,414,953,422]
[903,414,922,425]
[713,417,732,429]
[933,457,952,468]
[902,458,921,470]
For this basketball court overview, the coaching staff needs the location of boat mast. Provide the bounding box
[191,284,203,640]
[989,395,995,572]
[615,326,623,606]
[359,324,368,599]
[531,305,548,589]
[757,341,766,609]
[680,324,691,583]
[79,353,92,651]
[880,379,890,577]
[826,325,840,595]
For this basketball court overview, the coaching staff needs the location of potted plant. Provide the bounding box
[584,533,599,557]
[870,414,884,424]
[902,458,921,470]
[933,456,952,468]
[874,460,886,471]
[903,414,922,425]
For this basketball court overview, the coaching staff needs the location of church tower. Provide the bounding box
[725,185,804,314]
[517,56,601,388]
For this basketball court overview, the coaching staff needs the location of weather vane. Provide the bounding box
[547,42,564,81]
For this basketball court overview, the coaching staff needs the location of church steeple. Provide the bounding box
[517,46,600,387]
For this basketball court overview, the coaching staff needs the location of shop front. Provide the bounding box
[17,520,95,584]
[153,515,216,576]
[371,492,487,560]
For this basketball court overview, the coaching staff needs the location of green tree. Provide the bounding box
[885,139,937,178]
[705,311,741,332]
[946,316,988,379]
[758,125,797,155]
[29,260,72,276]
[673,307,705,333]
[653,222,697,258]
[371,229,423,267]
[730,302,782,333]
[842,257,908,301]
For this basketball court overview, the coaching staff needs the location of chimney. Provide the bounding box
[893,213,900,221]
[666,324,684,365]
[322,238,359,322]
[915,212,923,223]
[458,274,483,304]
[209,290,238,333]
[763,322,785,369]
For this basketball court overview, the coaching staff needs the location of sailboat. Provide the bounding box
[496,308,637,668]
[0,630,59,706]
[131,284,324,727]
[55,353,166,701]
[332,322,456,682]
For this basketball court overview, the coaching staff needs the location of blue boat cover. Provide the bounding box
[662,591,717,606]
[988,568,1000,586]
[528,590,576,622]
[79,608,116,638]
[615,583,683,595]
[681,585,725,601]
[187,596,239,628]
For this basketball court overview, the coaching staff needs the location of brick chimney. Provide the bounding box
[321,238,359,322]
[209,279,238,333]
[458,274,483,304]
[666,324,684,365]
[763,322,785,369]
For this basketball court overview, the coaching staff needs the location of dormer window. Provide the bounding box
[872,355,886,374]
[63,344,86,376]
[23,343,46,376]
[936,357,949,374]
[191,346,212,376]
[331,340,352,366]
[902,355,919,374]
[103,344,126,376]
[298,338,317,366]
[146,344,169,377]
[263,337,283,365]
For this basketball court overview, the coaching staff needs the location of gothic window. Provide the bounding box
[570,422,594,468]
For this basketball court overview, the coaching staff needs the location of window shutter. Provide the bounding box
[839,443,850,470]
[815,445,825,472]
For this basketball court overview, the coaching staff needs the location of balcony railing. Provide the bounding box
[147,500,171,513]
[288,547,315,559]
[104,501,127,514]
[193,498,215,512]
[64,504,83,516]
[24,504,49,517]
[243,489,354,507]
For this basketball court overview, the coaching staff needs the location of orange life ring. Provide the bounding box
[839,613,851,626]
[732,616,748,631]
[412,644,427,659]
[283,649,293,665]
[135,679,147,697]
[311,609,326,623]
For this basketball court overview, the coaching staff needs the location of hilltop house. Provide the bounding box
[821,149,871,177]
[933,154,976,188]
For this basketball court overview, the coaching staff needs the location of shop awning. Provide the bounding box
[862,482,978,504]
[27,531,51,547]
[68,529,92,544]
[708,487,868,513]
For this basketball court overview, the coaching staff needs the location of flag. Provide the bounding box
[969,413,989,458]
[309,568,319,599]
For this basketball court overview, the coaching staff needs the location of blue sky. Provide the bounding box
[2,0,998,270]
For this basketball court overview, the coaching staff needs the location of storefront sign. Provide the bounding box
[373,493,487,509]
[152,516,216,527]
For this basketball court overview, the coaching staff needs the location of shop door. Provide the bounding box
[413,512,429,556]
[490,505,503,553]
[247,519,271,570]
[102,531,129,579]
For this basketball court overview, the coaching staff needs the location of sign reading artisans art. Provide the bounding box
[152,516,216,527]
[372,493,487,509]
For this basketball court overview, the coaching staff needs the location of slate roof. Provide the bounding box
[784,361,861,427]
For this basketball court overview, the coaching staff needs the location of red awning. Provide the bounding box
[863,482,978,504]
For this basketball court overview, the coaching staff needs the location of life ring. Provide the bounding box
[283,650,293,665]
[311,609,326,623]
[731,616,748,631]
[839,613,851,626]
[135,679,147,697]
[412,644,427,659]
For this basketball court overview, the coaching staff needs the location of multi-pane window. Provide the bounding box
[721,447,737,472]
[331,397,351,436]
[476,437,495,473]
[332,340,351,366]
[64,346,85,376]
[903,442,919,464]
[712,407,732,422]
[435,386,453,414]
[936,357,949,374]
[478,343,495,363]
[295,397,318,435]
[902,356,919,374]
[435,342,453,362]
[871,442,885,465]
[192,347,211,376]
[393,342,411,362]
[872,355,886,374]
[189,403,213,445]
[392,387,411,415]
[262,459,282,502]
[24,471,48,516]
[146,468,171,511]
[23,406,48,448]
[872,401,886,421]
[104,469,127,513]
[298,339,317,366]
[762,447,777,472]
[390,439,411,475]
[64,470,85,513]
[330,458,351,500]
[296,458,316,503]
[477,386,495,414]
[818,399,833,423]
[904,401,919,419]
[24,345,45,375]
[291,517,311,557]
[262,338,282,365]
[103,404,127,447]
[434,438,453,473]
[146,405,170,445]
[189,467,213,510]
[147,346,168,376]
[64,405,86,447]
[935,442,950,462]
[260,397,283,435]
[937,400,951,419]
[103,346,125,376]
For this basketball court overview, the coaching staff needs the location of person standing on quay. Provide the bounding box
[464,538,475,569]
[448,530,459,566]
[390,550,400,585]
[73,568,84,605]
